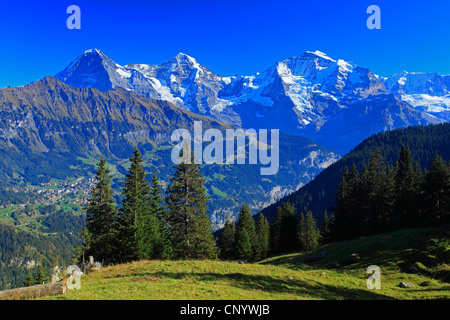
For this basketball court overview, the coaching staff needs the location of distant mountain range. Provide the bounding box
[56,49,449,154]
[0,76,338,228]
[1,48,449,227]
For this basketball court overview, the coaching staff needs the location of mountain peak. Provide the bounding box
[84,48,102,55]
[55,48,117,91]
[303,50,335,62]
[79,48,110,61]
[171,52,199,66]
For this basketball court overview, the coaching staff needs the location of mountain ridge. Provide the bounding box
[0,76,339,228]
[54,49,448,154]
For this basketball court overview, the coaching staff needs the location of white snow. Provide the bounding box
[402,93,450,113]
[115,68,131,79]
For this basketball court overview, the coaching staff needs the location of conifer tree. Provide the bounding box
[320,210,333,244]
[236,229,252,261]
[279,202,298,253]
[270,206,283,254]
[34,265,48,285]
[149,170,172,259]
[300,211,320,251]
[165,152,217,259]
[421,154,450,226]
[86,157,119,263]
[382,166,396,230]
[118,147,153,262]
[270,202,298,254]
[297,212,305,249]
[23,272,34,287]
[359,151,393,235]
[334,165,360,240]
[394,146,421,228]
[191,211,220,259]
[219,220,236,260]
[255,213,270,260]
[74,227,92,264]
[235,203,257,261]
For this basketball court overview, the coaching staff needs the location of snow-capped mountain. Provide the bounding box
[56,49,447,154]
[56,49,234,120]
[383,71,450,120]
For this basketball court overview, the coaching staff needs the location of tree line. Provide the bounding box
[79,147,218,264]
[331,146,450,241]
[80,144,450,265]
[80,146,327,265]
[219,202,323,261]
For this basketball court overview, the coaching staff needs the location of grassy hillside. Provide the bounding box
[44,225,449,300]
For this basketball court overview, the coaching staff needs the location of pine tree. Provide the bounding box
[255,213,270,260]
[320,210,333,244]
[74,227,92,264]
[34,265,48,285]
[421,154,450,226]
[236,229,252,261]
[334,165,360,240]
[235,203,258,261]
[297,212,305,249]
[165,152,217,259]
[149,170,172,259]
[279,202,298,253]
[23,272,34,287]
[382,166,396,230]
[86,157,119,263]
[270,206,283,254]
[300,211,320,251]
[394,146,421,228]
[118,147,153,262]
[270,202,298,254]
[219,220,236,260]
[359,151,393,235]
[190,212,220,259]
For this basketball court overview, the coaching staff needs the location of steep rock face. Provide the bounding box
[56,50,234,120]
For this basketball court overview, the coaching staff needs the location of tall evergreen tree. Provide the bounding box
[320,210,333,244]
[334,165,360,240]
[235,203,258,261]
[23,272,34,287]
[279,202,298,253]
[394,145,421,228]
[165,152,218,259]
[219,220,236,260]
[297,212,305,249]
[86,157,119,263]
[118,147,154,262]
[382,166,396,230]
[270,206,283,254]
[236,229,252,261]
[270,202,298,254]
[300,211,320,251]
[359,151,393,235]
[255,213,270,260]
[421,154,450,226]
[148,170,172,259]
[33,265,48,285]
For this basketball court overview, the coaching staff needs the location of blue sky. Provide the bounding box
[0,0,449,87]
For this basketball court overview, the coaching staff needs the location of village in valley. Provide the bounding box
[0,177,95,230]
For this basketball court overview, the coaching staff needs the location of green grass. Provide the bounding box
[44,225,449,300]
[211,186,228,198]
